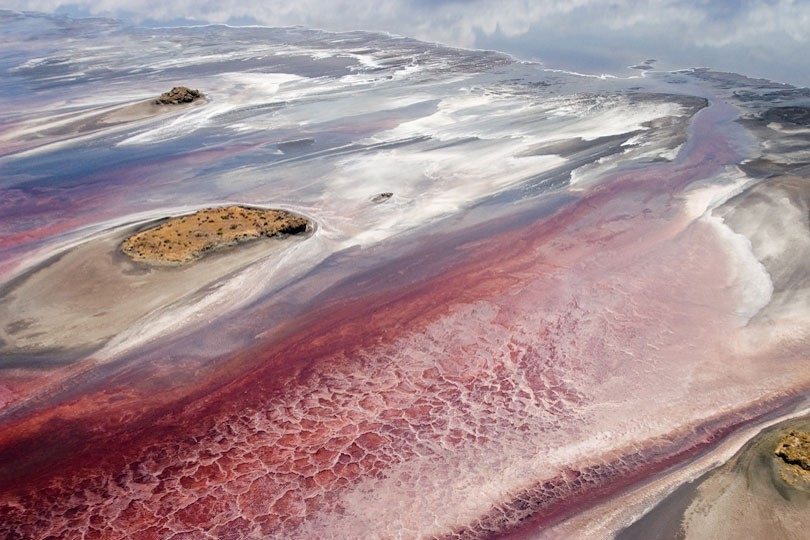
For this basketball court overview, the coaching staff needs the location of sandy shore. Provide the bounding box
[618,416,810,540]
[0,95,208,157]
[0,214,311,361]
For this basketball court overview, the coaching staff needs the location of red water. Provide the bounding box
[1,102,808,539]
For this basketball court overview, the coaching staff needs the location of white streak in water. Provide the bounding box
[683,170,773,324]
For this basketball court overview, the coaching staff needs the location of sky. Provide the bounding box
[4,0,810,87]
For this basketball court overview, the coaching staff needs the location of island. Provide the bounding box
[155,86,204,105]
[121,206,310,264]
[775,430,810,489]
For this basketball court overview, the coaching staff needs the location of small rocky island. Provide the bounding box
[371,192,393,203]
[776,430,810,470]
[775,430,810,489]
[155,86,203,105]
[121,206,310,265]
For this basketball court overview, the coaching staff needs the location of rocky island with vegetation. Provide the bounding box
[121,206,310,265]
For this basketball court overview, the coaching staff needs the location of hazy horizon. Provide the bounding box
[4,1,810,88]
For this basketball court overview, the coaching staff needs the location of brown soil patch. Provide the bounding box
[774,430,810,491]
[121,206,310,265]
[776,431,810,471]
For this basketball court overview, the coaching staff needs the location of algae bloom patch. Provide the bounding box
[121,206,310,265]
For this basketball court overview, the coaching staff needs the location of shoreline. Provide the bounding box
[0,208,314,361]
[618,413,810,539]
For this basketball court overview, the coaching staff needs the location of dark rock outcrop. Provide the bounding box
[761,106,810,126]
[371,192,393,203]
[155,86,203,105]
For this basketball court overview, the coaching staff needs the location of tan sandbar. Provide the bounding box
[0,207,312,359]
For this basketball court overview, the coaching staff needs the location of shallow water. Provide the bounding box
[1,10,810,540]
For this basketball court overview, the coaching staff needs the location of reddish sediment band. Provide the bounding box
[2,102,808,538]
[9,13,810,539]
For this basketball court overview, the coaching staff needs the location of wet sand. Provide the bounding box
[619,416,810,540]
[0,216,311,360]
[0,96,207,157]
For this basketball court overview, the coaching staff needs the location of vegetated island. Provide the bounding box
[121,206,310,265]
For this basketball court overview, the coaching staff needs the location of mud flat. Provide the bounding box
[618,416,810,540]
[0,88,207,152]
[0,207,312,363]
